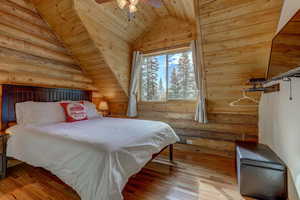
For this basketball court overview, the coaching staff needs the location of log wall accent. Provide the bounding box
[138,101,258,156]
[0,0,95,90]
[268,10,300,78]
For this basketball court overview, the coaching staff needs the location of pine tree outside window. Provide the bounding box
[140,49,197,102]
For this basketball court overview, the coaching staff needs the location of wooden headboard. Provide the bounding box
[1,85,92,130]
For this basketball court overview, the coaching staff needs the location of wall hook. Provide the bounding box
[283,77,292,101]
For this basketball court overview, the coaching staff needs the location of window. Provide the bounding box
[140,49,197,102]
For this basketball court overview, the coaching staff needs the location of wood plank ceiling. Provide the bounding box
[92,0,195,44]
[31,0,195,104]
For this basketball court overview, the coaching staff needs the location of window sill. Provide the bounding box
[138,100,197,104]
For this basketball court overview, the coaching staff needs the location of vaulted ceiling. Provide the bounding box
[30,0,283,117]
[89,0,195,43]
[30,0,195,104]
[159,0,195,22]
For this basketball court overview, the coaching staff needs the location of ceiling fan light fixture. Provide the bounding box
[117,0,127,9]
[129,0,139,6]
[129,4,137,13]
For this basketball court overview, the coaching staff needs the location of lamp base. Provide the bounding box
[99,110,109,117]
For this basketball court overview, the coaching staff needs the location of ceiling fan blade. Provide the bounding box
[141,0,162,8]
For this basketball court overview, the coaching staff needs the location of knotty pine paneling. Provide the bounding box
[86,0,195,44]
[75,0,131,96]
[0,0,95,90]
[134,16,196,52]
[27,0,283,154]
[198,0,283,114]
[159,0,195,23]
[138,101,257,135]
[190,0,282,152]
[32,0,129,110]
[31,0,199,115]
[138,101,258,156]
[134,0,283,156]
[268,10,300,78]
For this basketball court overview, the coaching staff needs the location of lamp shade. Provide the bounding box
[117,0,127,9]
[98,101,109,111]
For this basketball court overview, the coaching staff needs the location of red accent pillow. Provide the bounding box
[60,102,88,122]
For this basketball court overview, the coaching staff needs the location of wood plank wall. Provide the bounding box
[268,10,300,78]
[0,0,95,90]
[133,17,198,135]
[134,17,196,52]
[195,0,282,155]
[134,0,283,156]
[198,0,283,114]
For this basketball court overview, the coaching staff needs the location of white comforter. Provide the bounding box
[6,118,179,200]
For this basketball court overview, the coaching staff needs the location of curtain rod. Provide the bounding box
[264,66,300,84]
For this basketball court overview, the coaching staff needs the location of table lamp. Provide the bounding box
[98,100,109,116]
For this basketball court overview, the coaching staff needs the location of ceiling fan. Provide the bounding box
[95,0,162,13]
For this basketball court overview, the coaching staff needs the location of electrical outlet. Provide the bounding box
[186,140,193,144]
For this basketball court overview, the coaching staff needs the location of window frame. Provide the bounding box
[138,47,197,103]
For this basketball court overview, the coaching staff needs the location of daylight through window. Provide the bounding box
[140,49,197,102]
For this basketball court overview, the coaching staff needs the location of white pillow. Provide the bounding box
[16,101,66,125]
[83,101,102,119]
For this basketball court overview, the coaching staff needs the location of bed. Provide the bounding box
[1,85,179,200]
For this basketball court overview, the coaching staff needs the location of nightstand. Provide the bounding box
[0,132,8,179]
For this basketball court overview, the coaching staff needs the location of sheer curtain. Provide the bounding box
[127,51,142,117]
[191,40,208,123]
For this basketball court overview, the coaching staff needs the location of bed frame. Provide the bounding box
[1,85,91,130]
[1,85,174,164]
[154,144,173,162]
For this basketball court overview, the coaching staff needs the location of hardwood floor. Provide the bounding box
[0,144,255,200]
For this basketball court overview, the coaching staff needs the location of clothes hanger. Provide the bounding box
[229,91,259,107]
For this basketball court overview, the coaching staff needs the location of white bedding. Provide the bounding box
[6,117,179,200]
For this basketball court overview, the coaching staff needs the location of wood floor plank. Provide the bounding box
[0,144,256,200]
